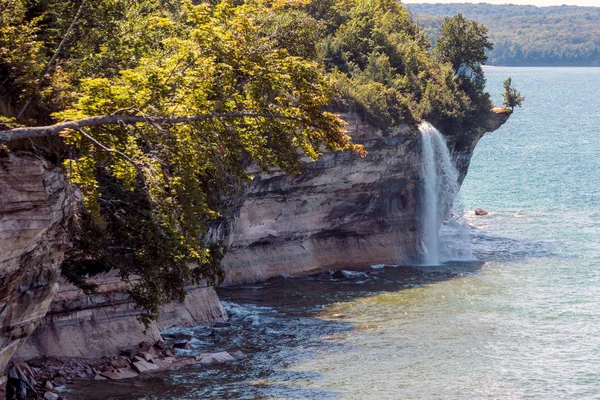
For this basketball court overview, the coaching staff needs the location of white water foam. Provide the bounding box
[418,122,474,265]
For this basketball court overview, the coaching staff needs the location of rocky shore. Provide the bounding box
[8,329,247,399]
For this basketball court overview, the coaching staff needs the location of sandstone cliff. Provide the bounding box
[1,108,509,375]
[16,274,226,359]
[215,110,510,285]
[0,153,226,389]
[0,153,74,387]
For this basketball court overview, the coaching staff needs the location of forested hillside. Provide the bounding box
[407,3,600,66]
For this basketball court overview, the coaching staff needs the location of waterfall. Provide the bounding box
[418,122,473,265]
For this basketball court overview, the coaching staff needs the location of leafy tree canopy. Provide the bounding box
[0,0,495,324]
[434,14,493,76]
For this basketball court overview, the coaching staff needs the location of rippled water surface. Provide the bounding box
[71,67,600,399]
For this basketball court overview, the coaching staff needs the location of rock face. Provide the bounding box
[0,153,75,383]
[0,152,226,374]
[16,274,227,359]
[0,108,508,374]
[215,110,510,285]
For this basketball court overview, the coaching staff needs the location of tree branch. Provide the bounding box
[75,128,154,214]
[0,112,309,143]
[76,128,143,178]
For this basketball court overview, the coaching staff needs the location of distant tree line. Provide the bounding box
[407,3,600,66]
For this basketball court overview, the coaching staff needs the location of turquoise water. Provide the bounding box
[70,67,600,399]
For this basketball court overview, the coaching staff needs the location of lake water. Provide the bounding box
[70,67,600,399]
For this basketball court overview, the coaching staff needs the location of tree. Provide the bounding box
[0,0,496,325]
[434,14,493,76]
[0,0,364,325]
[502,77,525,111]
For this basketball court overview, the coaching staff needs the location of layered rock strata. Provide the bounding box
[2,108,509,371]
[215,110,510,285]
[0,153,75,386]
[16,274,226,359]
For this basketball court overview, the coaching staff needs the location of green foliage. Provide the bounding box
[307,0,491,133]
[434,14,493,76]
[0,0,44,116]
[1,0,496,324]
[408,3,600,67]
[2,0,364,324]
[502,77,525,111]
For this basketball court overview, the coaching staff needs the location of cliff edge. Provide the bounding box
[216,108,510,284]
[1,107,509,375]
[0,154,74,388]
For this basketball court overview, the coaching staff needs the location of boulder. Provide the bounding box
[474,208,488,216]
[100,368,139,380]
[138,341,153,352]
[110,358,130,369]
[138,352,154,362]
[196,351,235,364]
[93,373,107,381]
[132,358,159,374]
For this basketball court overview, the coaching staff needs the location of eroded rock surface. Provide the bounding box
[215,110,510,284]
[0,153,75,386]
[1,108,509,376]
[16,274,227,359]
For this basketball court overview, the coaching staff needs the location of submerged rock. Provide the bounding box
[330,270,347,279]
[231,350,247,360]
[331,270,368,279]
[100,368,139,380]
[196,351,236,364]
[173,342,191,350]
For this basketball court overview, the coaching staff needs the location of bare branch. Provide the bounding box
[0,112,309,143]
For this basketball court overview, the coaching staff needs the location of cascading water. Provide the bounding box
[418,122,473,265]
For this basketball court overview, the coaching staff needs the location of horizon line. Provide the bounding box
[402,1,600,8]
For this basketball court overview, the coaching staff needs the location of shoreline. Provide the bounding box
[9,334,246,400]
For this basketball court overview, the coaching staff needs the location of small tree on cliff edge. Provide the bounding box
[502,77,525,111]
